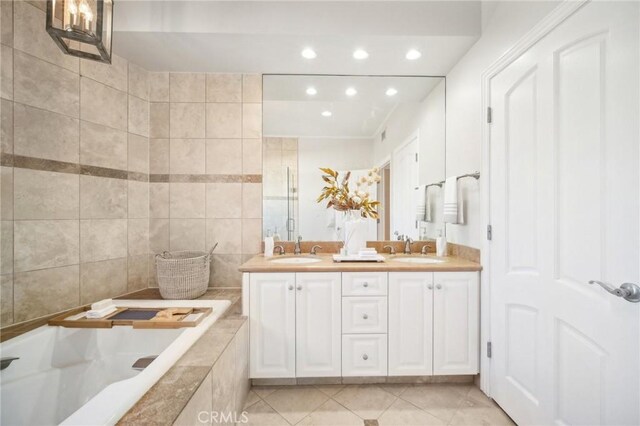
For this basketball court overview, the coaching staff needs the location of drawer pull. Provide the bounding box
[362,314,368,320]
[427,284,433,290]
[363,282,369,288]
[297,285,303,290]
[288,285,294,291]
[436,284,442,290]
[362,354,369,360]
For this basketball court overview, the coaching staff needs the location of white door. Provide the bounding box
[388,272,433,376]
[391,134,419,238]
[295,272,342,377]
[249,273,296,378]
[433,272,479,375]
[489,2,639,425]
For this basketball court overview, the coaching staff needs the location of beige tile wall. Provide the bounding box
[0,0,151,328]
[149,73,263,288]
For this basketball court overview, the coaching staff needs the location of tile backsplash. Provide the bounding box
[0,0,151,327]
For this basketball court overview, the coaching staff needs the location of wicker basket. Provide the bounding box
[155,245,217,300]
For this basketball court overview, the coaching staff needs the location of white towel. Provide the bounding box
[424,185,433,223]
[443,177,459,224]
[415,185,426,222]
[86,299,117,319]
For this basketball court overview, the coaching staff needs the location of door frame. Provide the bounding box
[390,130,420,238]
[479,0,589,396]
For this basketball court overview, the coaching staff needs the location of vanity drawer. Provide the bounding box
[342,334,388,376]
[342,297,387,334]
[342,272,388,296]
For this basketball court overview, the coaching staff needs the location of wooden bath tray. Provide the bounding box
[48,306,212,329]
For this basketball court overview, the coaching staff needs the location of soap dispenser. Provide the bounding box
[264,229,275,257]
[436,230,447,257]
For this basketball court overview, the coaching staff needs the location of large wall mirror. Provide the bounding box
[262,74,446,242]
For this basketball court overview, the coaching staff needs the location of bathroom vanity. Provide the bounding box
[239,254,480,380]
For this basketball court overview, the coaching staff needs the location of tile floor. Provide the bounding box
[242,384,515,425]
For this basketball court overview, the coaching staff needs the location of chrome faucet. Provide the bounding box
[404,236,413,254]
[383,245,396,255]
[310,245,322,255]
[274,245,285,255]
[294,235,302,255]
[421,244,430,255]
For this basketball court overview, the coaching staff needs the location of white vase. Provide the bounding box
[343,209,367,255]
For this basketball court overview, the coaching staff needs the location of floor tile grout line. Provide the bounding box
[257,393,295,426]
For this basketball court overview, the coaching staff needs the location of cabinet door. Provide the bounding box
[433,272,479,375]
[295,272,342,377]
[249,273,296,378]
[388,272,433,376]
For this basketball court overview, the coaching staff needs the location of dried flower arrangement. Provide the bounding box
[316,167,381,219]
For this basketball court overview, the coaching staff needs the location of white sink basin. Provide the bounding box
[391,257,445,264]
[269,256,322,264]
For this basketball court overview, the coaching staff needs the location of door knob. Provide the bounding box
[588,280,640,303]
[362,314,368,320]
[363,282,369,287]
[436,284,442,290]
[297,285,302,291]
[362,354,368,360]
[288,285,294,291]
[427,284,433,290]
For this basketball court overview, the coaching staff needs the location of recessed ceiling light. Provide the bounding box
[406,49,422,60]
[301,48,317,59]
[321,111,332,117]
[386,88,398,96]
[353,49,369,60]
[306,87,317,96]
[345,87,357,97]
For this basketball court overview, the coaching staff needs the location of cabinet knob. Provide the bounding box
[362,314,368,320]
[297,285,302,290]
[362,354,368,360]
[427,284,433,290]
[288,285,294,291]
[363,282,369,288]
[436,284,443,290]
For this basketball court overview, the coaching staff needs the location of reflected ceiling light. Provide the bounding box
[321,111,332,117]
[406,49,422,60]
[306,87,317,96]
[386,88,398,96]
[345,87,357,97]
[301,48,317,59]
[353,49,369,60]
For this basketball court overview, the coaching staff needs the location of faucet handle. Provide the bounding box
[383,245,396,255]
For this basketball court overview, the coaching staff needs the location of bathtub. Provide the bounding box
[0,299,231,426]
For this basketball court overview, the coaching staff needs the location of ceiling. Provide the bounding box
[263,75,443,138]
[112,1,482,75]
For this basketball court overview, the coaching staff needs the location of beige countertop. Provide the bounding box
[239,253,482,273]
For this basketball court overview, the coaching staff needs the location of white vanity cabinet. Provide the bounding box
[295,273,342,377]
[249,273,296,378]
[246,268,479,379]
[388,271,480,376]
[249,272,341,378]
[388,272,434,376]
[432,272,479,375]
